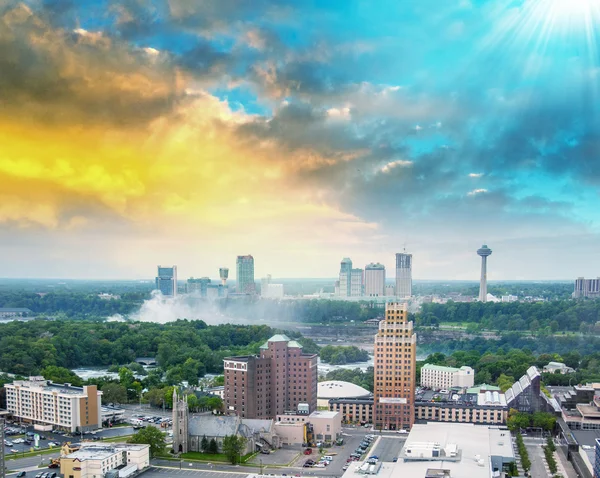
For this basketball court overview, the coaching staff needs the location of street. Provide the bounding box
[144,467,249,478]
[369,437,404,462]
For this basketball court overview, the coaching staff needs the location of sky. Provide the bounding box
[0,0,599,281]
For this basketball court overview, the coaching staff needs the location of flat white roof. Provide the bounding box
[341,423,513,478]
[309,410,339,419]
[318,380,371,399]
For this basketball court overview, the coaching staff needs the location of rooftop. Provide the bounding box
[371,423,513,478]
[467,384,500,394]
[318,380,371,399]
[309,410,339,419]
[259,334,292,349]
[422,364,460,373]
[65,443,148,461]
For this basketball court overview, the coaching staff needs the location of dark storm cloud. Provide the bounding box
[0,3,181,127]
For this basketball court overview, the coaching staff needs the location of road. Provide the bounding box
[524,437,548,478]
[144,467,249,478]
[369,437,404,462]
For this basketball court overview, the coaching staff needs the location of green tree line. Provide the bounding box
[416,299,600,333]
[320,345,370,364]
[0,319,317,376]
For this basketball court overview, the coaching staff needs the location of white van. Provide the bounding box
[323,456,334,461]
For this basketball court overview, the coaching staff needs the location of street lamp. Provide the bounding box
[259,458,263,475]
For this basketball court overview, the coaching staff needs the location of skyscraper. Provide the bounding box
[374,302,416,431]
[365,263,385,297]
[395,253,412,297]
[350,268,364,296]
[477,244,492,302]
[236,255,255,294]
[339,258,353,297]
[156,265,177,296]
[186,277,210,296]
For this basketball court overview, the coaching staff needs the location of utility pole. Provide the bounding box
[1,418,5,478]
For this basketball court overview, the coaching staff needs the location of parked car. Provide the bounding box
[313,464,325,468]
[303,448,312,455]
[16,472,26,477]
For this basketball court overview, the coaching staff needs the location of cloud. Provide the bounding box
[469,172,483,178]
[381,160,413,173]
[467,188,488,196]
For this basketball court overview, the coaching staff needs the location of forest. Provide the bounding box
[416,299,600,333]
[319,345,370,364]
[0,319,318,376]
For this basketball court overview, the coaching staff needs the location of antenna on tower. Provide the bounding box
[403,242,407,253]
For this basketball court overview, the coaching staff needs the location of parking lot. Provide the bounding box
[3,422,136,457]
[370,437,405,462]
[143,467,248,478]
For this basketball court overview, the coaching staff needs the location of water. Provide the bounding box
[72,367,119,380]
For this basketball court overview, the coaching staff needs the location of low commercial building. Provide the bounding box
[60,443,149,478]
[328,397,374,424]
[341,423,515,478]
[101,406,125,425]
[420,364,475,390]
[274,411,341,446]
[5,376,102,432]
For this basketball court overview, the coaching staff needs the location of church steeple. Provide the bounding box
[172,388,189,454]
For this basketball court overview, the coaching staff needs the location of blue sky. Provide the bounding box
[0,0,599,279]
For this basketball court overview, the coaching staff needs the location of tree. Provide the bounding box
[119,367,135,389]
[496,374,514,392]
[532,412,556,431]
[187,394,199,411]
[507,410,531,432]
[208,438,218,454]
[101,383,127,405]
[129,426,166,457]
[181,358,201,386]
[41,366,83,386]
[201,435,209,453]
[222,435,247,464]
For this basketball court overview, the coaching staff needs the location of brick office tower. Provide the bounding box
[374,302,416,431]
[224,334,318,419]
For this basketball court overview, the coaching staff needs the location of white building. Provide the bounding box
[60,443,149,478]
[573,277,600,298]
[543,361,576,374]
[501,295,518,302]
[395,253,412,297]
[420,364,475,390]
[364,263,385,297]
[5,376,102,432]
[385,284,396,296]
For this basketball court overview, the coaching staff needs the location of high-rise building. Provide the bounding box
[224,334,318,419]
[365,263,386,297]
[186,277,210,295]
[374,302,416,431]
[573,277,600,298]
[236,255,255,294]
[395,253,412,297]
[477,245,492,302]
[156,265,177,296]
[339,258,353,297]
[350,268,364,296]
[594,438,600,478]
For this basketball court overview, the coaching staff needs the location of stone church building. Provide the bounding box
[172,390,279,454]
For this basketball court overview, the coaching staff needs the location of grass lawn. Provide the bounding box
[5,447,58,460]
[100,435,134,443]
[179,451,255,463]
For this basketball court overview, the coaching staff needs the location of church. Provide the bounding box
[172,389,280,454]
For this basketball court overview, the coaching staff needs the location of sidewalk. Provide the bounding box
[555,447,578,478]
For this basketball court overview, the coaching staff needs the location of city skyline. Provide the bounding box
[1,1,599,280]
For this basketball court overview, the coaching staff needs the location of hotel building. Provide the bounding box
[5,376,102,432]
[224,334,318,419]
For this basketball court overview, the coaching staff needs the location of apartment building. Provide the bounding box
[373,302,416,431]
[5,376,102,432]
[224,334,318,419]
[420,364,475,390]
[60,443,149,478]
